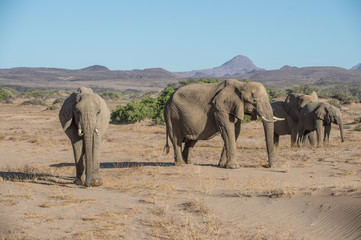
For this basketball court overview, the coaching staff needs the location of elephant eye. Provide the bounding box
[97,109,101,115]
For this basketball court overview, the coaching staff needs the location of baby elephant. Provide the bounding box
[59,87,110,187]
[297,102,344,147]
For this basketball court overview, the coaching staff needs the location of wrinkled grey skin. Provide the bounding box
[272,92,318,147]
[164,79,276,168]
[297,102,344,147]
[59,87,110,187]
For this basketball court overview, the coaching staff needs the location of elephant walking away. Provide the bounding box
[164,79,282,168]
[59,87,110,187]
[272,92,318,147]
[297,102,344,147]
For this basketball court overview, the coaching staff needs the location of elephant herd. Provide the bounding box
[59,81,344,187]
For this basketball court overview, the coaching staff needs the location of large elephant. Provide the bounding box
[272,92,318,147]
[297,102,344,147]
[164,79,282,168]
[59,87,110,187]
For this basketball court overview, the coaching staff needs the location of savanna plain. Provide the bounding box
[1,96,361,240]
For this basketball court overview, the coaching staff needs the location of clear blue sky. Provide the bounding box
[0,0,360,71]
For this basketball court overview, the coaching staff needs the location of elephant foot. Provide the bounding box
[225,162,240,169]
[174,160,186,166]
[73,178,83,185]
[90,178,103,187]
[218,159,227,168]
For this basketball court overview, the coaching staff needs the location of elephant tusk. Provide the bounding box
[273,116,285,121]
[95,129,100,136]
[78,128,84,137]
[261,116,284,123]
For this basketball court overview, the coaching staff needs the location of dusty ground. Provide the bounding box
[0,98,360,240]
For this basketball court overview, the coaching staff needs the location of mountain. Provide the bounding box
[180,55,262,78]
[0,66,184,92]
[224,65,361,88]
[351,63,361,70]
[1,56,361,92]
[81,65,110,71]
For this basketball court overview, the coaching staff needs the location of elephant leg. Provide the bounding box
[315,119,323,147]
[274,133,280,147]
[168,129,185,165]
[324,124,331,145]
[173,139,185,165]
[297,127,304,147]
[182,140,197,164]
[308,131,316,147]
[302,132,310,146]
[220,125,239,168]
[291,128,298,147]
[218,145,227,167]
[72,139,85,185]
[219,121,240,168]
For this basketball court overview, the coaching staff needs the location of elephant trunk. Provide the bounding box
[84,130,94,187]
[257,98,275,167]
[82,112,96,187]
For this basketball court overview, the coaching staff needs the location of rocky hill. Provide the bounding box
[351,63,361,70]
[1,56,361,92]
[180,55,262,77]
[0,66,184,91]
[229,65,361,88]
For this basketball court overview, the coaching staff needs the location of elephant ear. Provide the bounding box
[59,92,77,131]
[316,104,330,124]
[212,85,244,120]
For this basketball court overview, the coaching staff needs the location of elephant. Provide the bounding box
[164,79,283,169]
[272,91,319,147]
[59,87,110,187]
[297,102,344,147]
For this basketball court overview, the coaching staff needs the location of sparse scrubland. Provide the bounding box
[1,82,361,239]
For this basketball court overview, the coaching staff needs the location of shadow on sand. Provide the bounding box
[0,171,74,186]
[49,161,175,169]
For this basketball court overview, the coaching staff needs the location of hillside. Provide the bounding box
[1,56,361,92]
[180,55,262,78]
[0,66,184,92]
[221,65,361,89]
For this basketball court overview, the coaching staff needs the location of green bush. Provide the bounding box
[21,89,69,100]
[354,116,361,123]
[99,91,123,100]
[286,84,319,95]
[111,86,175,124]
[266,87,286,101]
[354,124,361,131]
[0,87,18,102]
[327,99,342,109]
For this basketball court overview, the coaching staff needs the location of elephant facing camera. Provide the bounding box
[59,87,110,187]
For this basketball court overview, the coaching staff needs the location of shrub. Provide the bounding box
[327,99,342,109]
[20,99,47,106]
[354,124,361,131]
[21,89,69,100]
[99,91,123,100]
[286,84,319,95]
[0,87,18,103]
[266,87,286,101]
[111,87,175,124]
[354,116,361,123]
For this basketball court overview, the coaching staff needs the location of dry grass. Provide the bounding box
[1,101,361,239]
